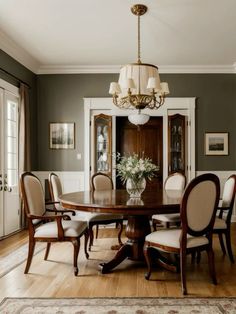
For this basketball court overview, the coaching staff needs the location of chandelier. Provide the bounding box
[109,4,169,126]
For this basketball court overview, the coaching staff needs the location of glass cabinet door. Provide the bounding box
[168,114,185,175]
[94,114,112,175]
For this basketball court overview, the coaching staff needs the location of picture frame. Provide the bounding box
[205,132,229,156]
[49,122,75,149]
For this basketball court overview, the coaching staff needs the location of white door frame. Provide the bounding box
[84,97,196,191]
[0,79,20,237]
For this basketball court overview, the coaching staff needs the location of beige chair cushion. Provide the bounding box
[152,213,180,223]
[214,217,227,230]
[221,177,235,207]
[145,229,209,249]
[165,174,185,191]
[186,180,217,232]
[93,175,112,191]
[71,211,123,222]
[25,175,45,216]
[34,220,87,238]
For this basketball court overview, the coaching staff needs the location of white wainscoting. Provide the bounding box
[33,170,236,221]
[196,171,236,221]
[33,171,85,197]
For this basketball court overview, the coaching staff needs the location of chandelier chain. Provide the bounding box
[138,15,141,63]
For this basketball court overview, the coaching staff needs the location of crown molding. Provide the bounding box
[0,30,40,73]
[37,65,121,74]
[159,65,236,74]
[37,64,236,74]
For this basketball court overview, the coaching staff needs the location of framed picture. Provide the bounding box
[49,122,75,149]
[205,132,229,155]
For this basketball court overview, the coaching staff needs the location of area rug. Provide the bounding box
[0,243,45,278]
[1,297,236,314]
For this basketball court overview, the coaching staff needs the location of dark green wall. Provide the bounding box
[0,50,38,169]
[37,73,236,171]
[1,50,236,171]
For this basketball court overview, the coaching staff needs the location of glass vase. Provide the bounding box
[126,177,146,198]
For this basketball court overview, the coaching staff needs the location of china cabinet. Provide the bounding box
[168,114,185,175]
[93,114,112,175]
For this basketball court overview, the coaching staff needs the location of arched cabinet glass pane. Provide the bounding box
[168,114,185,175]
[94,114,112,175]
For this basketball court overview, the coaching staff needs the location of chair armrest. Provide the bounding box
[28,214,69,239]
[45,208,76,216]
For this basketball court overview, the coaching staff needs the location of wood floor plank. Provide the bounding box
[0,225,236,298]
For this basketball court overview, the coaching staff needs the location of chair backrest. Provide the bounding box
[20,172,46,219]
[48,173,63,201]
[180,173,220,238]
[48,173,63,210]
[221,175,236,208]
[164,172,186,191]
[91,172,113,191]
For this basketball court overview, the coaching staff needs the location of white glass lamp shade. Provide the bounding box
[109,82,121,95]
[118,63,160,98]
[147,77,161,91]
[128,112,150,125]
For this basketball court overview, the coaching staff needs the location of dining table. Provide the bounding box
[60,188,182,273]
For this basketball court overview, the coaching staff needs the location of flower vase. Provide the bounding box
[126,177,146,198]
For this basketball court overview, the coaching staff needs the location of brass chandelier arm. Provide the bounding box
[112,94,165,110]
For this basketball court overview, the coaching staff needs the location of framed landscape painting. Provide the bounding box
[49,122,75,149]
[205,132,228,155]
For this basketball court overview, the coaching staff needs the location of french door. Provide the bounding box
[0,84,20,237]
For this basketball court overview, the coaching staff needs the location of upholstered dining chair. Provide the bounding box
[48,172,123,251]
[152,172,186,229]
[20,172,89,276]
[144,173,220,295]
[213,174,236,263]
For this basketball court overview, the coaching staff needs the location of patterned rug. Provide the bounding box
[0,243,45,278]
[1,297,236,314]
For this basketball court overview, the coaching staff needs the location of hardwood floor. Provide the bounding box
[0,225,236,299]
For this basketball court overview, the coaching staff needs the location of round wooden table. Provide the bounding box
[60,189,182,273]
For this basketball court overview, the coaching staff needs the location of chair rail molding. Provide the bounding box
[33,171,85,197]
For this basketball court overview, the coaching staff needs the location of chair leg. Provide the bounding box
[117,221,123,245]
[152,220,157,231]
[44,243,51,260]
[196,251,201,264]
[24,240,35,274]
[88,224,94,251]
[95,225,99,239]
[207,248,217,285]
[143,243,152,280]
[72,239,80,276]
[180,250,187,295]
[84,229,89,259]
[218,233,226,255]
[225,230,234,263]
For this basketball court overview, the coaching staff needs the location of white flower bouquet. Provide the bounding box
[116,153,159,184]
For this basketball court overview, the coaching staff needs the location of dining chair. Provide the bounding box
[48,172,123,251]
[152,172,186,229]
[144,173,220,295]
[213,174,236,263]
[20,172,89,276]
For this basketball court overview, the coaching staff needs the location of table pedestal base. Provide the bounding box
[100,215,151,273]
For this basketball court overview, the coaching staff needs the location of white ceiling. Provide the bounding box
[0,0,236,74]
